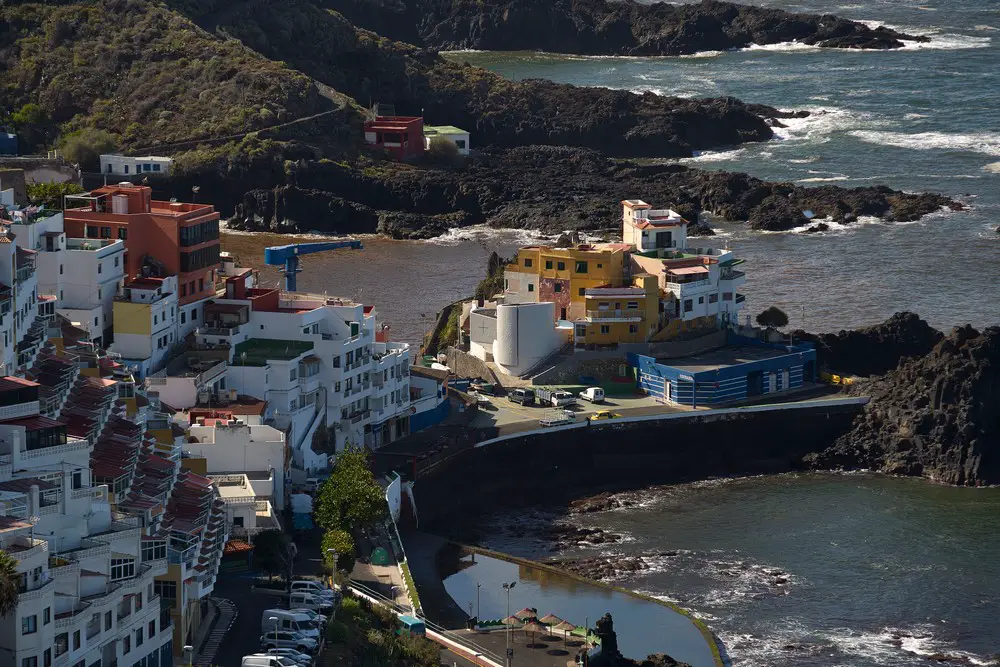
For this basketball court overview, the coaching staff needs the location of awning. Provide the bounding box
[667,266,709,276]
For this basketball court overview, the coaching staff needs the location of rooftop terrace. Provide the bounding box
[232,339,314,366]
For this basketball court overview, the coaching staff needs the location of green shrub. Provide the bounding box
[58,128,117,171]
[426,136,461,165]
[26,182,84,209]
[325,619,349,644]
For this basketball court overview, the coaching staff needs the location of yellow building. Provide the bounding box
[574,274,661,346]
[503,244,632,321]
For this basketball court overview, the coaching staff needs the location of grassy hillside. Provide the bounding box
[0,0,332,153]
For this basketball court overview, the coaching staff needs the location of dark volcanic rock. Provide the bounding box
[567,492,635,514]
[815,325,1000,485]
[792,312,944,378]
[229,147,961,238]
[336,0,926,55]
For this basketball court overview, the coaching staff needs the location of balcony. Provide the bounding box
[298,374,321,393]
[7,537,48,564]
[720,268,746,282]
[585,309,643,322]
[0,400,40,421]
[23,437,91,462]
[665,278,712,293]
[736,294,746,304]
[199,325,241,337]
[18,575,54,603]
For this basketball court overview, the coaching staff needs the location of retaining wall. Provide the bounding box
[412,400,865,531]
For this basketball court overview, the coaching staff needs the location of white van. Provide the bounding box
[579,387,605,403]
[288,593,334,614]
[261,610,321,638]
[242,656,299,667]
[290,580,333,597]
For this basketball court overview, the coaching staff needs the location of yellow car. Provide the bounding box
[590,410,621,421]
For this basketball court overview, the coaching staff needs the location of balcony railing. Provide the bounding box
[720,268,746,281]
[199,325,241,337]
[0,401,40,421]
[665,278,712,292]
[585,309,644,321]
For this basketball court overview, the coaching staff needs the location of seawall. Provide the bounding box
[412,401,864,532]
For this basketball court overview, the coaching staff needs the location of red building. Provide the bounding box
[363,116,425,160]
[63,183,221,306]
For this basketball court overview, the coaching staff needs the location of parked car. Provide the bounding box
[290,579,333,595]
[507,388,536,406]
[536,388,578,407]
[590,410,621,421]
[288,592,335,614]
[242,655,300,667]
[539,410,577,427]
[578,387,605,403]
[261,610,321,638]
[259,631,317,654]
[260,648,313,666]
[287,608,326,628]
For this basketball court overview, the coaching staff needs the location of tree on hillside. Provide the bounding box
[425,136,461,165]
[0,551,20,618]
[756,306,790,328]
[58,128,117,171]
[315,448,387,533]
[26,182,84,209]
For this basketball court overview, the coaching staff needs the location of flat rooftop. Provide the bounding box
[663,345,793,374]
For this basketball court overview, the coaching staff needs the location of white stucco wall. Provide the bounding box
[494,302,560,377]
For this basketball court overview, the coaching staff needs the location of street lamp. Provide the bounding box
[476,582,481,621]
[269,616,279,649]
[502,581,516,664]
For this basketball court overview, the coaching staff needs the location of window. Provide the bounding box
[55,632,69,656]
[180,312,186,324]
[148,620,156,638]
[179,245,220,273]
[198,278,204,292]
[86,225,98,238]
[554,283,562,293]
[43,650,51,667]
[97,287,102,299]
[100,227,111,239]
[98,262,102,274]
[44,608,51,625]
[143,163,151,172]
[123,635,130,654]
[111,557,135,581]
[684,299,693,313]
[600,325,610,334]
[289,369,297,381]
[114,256,119,267]
[722,292,733,301]
[578,288,586,297]
[597,263,603,269]
[153,314,157,325]
[59,264,63,275]
[94,317,99,327]
[545,260,553,270]
[333,355,341,368]
[191,308,197,320]
[135,628,143,646]
[527,283,534,293]
[22,614,37,634]
[141,541,166,562]
[556,261,565,271]
[180,284,187,297]
[105,611,112,630]
[72,470,83,490]
[22,658,37,667]
[153,164,161,172]
[629,324,639,334]
[73,630,80,650]
[709,293,718,304]
[135,593,142,611]
[523,258,532,268]
[118,228,128,240]
[575,261,588,274]
[698,296,704,304]
[124,165,129,174]
[626,301,639,310]
[153,580,176,601]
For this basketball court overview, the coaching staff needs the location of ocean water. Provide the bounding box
[445,0,1000,334]
[475,474,1000,667]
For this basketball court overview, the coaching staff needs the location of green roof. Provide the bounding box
[233,338,314,366]
[423,125,468,136]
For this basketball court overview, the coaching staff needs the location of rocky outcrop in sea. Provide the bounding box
[814,324,1000,485]
[228,146,960,237]
[336,0,927,55]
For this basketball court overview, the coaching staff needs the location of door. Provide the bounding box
[664,381,671,403]
[768,372,777,393]
[782,369,790,391]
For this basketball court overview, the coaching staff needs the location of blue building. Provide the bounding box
[629,334,817,407]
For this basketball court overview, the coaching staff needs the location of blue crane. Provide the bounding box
[263,240,363,291]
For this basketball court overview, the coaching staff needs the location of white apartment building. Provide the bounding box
[98,155,172,177]
[8,208,126,347]
[195,279,411,475]
[0,377,172,667]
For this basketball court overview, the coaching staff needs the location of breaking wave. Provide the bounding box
[849,130,1000,156]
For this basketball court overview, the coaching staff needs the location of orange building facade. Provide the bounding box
[64,184,221,306]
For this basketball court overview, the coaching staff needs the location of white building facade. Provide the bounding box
[99,155,173,177]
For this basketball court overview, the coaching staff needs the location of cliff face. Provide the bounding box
[334,0,927,55]
[817,325,1000,485]
[228,146,959,237]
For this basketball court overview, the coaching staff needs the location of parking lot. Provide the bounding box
[469,389,689,434]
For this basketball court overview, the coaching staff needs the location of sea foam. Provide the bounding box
[849,130,1000,157]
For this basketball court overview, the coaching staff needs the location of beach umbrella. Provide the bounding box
[522,621,547,646]
[553,620,577,649]
[502,615,522,627]
[538,613,564,626]
[514,607,538,620]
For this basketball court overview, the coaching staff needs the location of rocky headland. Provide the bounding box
[227,146,961,238]
[335,0,928,55]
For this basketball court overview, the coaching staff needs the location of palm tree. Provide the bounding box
[0,550,21,618]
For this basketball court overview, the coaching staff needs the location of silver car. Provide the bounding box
[259,649,313,666]
[259,631,318,654]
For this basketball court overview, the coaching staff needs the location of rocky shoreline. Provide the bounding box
[227,146,961,238]
[335,0,929,55]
